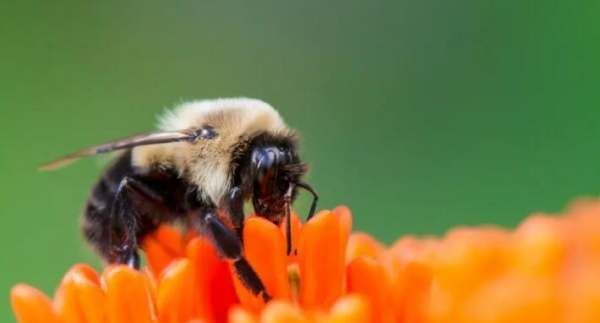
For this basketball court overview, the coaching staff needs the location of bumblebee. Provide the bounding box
[42,98,318,300]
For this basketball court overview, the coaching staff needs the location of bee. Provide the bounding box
[41,98,318,301]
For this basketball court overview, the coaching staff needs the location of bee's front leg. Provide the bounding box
[224,186,245,240]
[197,208,271,302]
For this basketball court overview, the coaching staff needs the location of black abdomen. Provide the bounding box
[81,150,190,260]
[82,151,137,257]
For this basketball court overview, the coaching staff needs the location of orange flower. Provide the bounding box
[12,200,600,322]
[11,206,367,323]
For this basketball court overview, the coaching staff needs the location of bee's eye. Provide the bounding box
[195,126,217,140]
[251,146,289,198]
[252,147,279,173]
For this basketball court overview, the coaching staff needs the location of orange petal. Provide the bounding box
[143,225,186,278]
[432,227,511,298]
[65,264,101,286]
[566,264,600,323]
[104,265,155,323]
[512,215,567,276]
[299,208,351,310]
[326,294,372,323]
[11,284,59,323]
[333,206,353,239]
[459,275,560,323]
[187,237,219,321]
[55,264,106,323]
[233,217,290,311]
[388,236,438,264]
[143,268,159,307]
[186,236,238,322]
[157,259,196,323]
[386,259,431,323]
[228,306,259,323]
[207,255,238,323]
[260,301,308,323]
[347,257,394,323]
[346,233,385,261]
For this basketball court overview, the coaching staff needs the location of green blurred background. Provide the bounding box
[2,0,600,320]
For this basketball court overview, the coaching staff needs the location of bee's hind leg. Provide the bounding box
[109,177,165,269]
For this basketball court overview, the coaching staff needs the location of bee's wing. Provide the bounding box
[39,129,210,171]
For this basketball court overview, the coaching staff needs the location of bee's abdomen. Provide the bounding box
[82,151,135,258]
[81,150,192,262]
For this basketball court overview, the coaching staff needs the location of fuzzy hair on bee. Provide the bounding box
[132,98,296,204]
[41,97,318,302]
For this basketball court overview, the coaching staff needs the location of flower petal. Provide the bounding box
[299,208,352,310]
[157,259,196,322]
[143,225,186,278]
[229,306,259,323]
[11,284,59,323]
[55,264,106,323]
[104,265,156,323]
[458,275,560,323]
[186,237,219,322]
[347,257,394,323]
[386,259,431,323]
[66,264,101,285]
[326,294,372,323]
[186,236,238,322]
[346,233,384,262]
[512,215,566,276]
[143,268,159,308]
[233,216,290,311]
[207,255,238,323]
[260,301,308,323]
[432,227,510,298]
[333,206,353,239]
[566,264,600,323]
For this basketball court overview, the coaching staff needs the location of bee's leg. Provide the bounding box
[199,209,271,302]
[224,186,245,240]
[109,177,164,269]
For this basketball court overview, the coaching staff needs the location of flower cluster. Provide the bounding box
[11,200,600,322]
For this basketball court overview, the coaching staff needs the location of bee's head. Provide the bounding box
[250,144,306,223]
[231,132,317,224]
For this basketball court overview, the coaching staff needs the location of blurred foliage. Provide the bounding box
[2,0,600,320]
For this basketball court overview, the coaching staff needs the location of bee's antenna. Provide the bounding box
[296,181,318,221]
